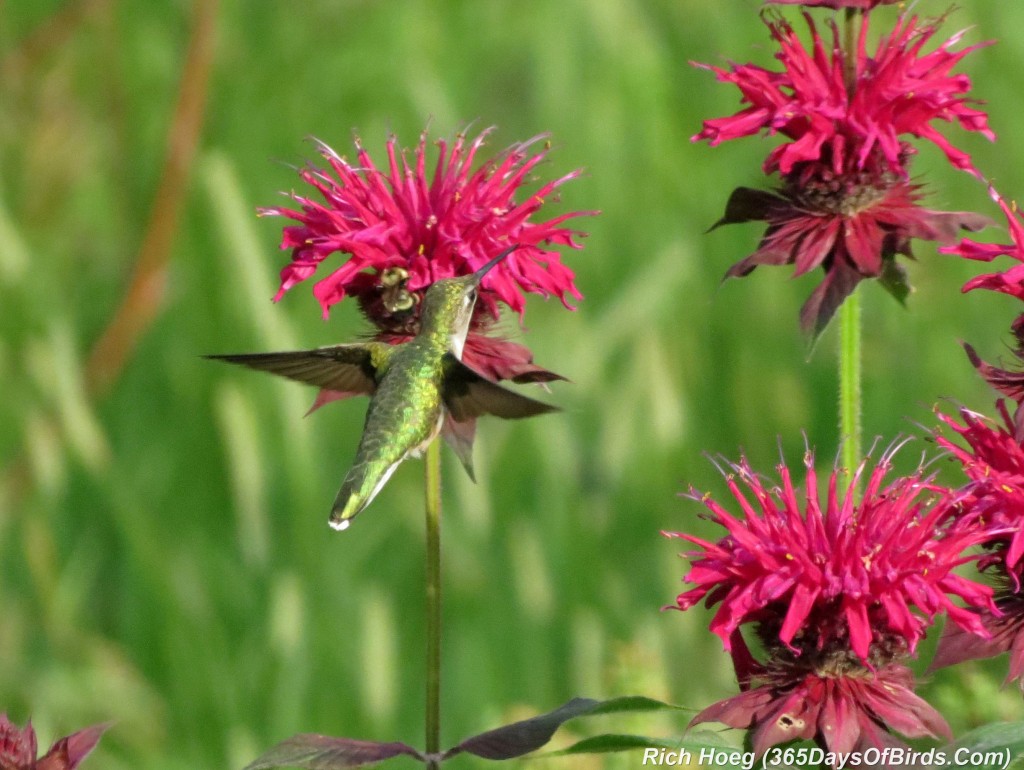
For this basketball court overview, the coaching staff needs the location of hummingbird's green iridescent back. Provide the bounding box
[208,245,560,531]
[329,270,489,528]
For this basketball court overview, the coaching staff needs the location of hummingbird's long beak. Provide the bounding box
[473,244,520,283]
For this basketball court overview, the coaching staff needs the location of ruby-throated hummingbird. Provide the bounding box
[208,246,558,531]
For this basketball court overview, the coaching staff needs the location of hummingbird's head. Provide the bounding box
[419,245,519,358]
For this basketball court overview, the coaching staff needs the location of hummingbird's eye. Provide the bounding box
[467,289,478,304]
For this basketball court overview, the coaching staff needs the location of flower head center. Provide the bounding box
[787,160,900,218]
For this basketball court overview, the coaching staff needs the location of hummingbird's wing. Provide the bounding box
[206,343,391,394]
[442,355,560,422]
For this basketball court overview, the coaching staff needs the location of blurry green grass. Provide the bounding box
[3,1,1024,768]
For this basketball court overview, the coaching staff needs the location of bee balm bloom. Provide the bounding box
[261,128,592,384]
[666,450,995,753]
[694,12,992,337]
[933,405,1024,687]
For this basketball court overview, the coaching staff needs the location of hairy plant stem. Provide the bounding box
[839,9,863,497]
[425,440,443,768]
[839,299,864,490]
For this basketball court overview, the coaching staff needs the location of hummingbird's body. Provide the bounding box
[208,246,558,530]
[332,325,453,527]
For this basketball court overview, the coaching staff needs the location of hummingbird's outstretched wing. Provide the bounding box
[442,355,560,422]
[205,343,392,394]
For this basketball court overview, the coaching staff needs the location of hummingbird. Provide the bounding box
[207,245,559,531]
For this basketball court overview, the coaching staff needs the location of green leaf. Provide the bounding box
[445,696,683,761]
[580,695,686,716]
[544,735,762,769]
[242,736,423,770]
[939,722,1024,769]
[539,734,682,757]
[878,257,911,306]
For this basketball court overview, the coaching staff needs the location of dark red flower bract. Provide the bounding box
[0,715,107,770]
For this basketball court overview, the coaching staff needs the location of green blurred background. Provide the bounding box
[3,1,1024,767]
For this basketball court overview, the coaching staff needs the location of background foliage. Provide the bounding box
[2,1,1024,767]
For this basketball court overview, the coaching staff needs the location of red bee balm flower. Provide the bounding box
[261,128,591,383]
[668,452,993,661]
[666,451,996,752]
[715,149,989,338]
[944,188,1024,301]
[933,405,1024,686]
[694,12,993,336]
[937,405,1024,571]
[0,715,107,770]
[692,640,950,755]
[694,13,992,178]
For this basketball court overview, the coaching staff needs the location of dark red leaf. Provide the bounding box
[446,698,600,760]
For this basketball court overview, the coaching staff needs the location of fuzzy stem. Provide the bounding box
[838,7,863,496]
[424,439,443,767]
[842,8,859,95]
[838,283,862,492]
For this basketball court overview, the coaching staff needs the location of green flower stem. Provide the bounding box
[843,8,859,95]
[839,7,863,498]
[838,291,862,494]
[425,439,443,767]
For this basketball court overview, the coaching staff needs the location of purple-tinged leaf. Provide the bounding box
[446,698,599,760]
[242,735,423,770]
[445,696,681,761]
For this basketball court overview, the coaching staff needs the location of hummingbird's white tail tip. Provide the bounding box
[329,518,351,532]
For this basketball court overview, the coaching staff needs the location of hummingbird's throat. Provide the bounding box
[450,322,471,359]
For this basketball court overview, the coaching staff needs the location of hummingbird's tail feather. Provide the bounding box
[328,460,400,531]
[441,414,476,483]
